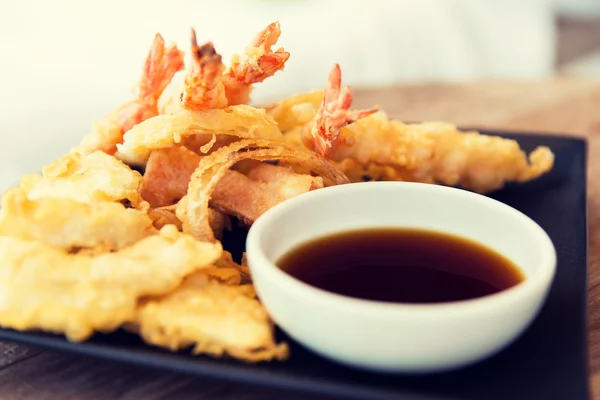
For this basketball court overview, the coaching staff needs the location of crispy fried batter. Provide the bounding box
[283,111,555,193]
[0,188,155,252]
[0,226,222,342]
[115,106,283,165]
[333,114,555,193]
[134,271,288,362]
[20,151,145,208]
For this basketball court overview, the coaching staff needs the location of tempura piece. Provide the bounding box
[330,114,555,193]
[116,105,283,165]
[178,139,349,241]
[134,271,288,362]
[77,34,184,154]
[0,226,222,342]
[279,65,554,193]
[223,21,290,105]
[20,151,145,208]
[0,188,155,252]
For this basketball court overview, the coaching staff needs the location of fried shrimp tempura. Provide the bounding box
[329,115,555,193]
[0,226,222,342]
[134,271,288,362]
[276,65,554,193]
[0,188,155,252]
[20,151,145,208]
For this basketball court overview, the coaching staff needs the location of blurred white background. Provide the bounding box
[0,0,599,192]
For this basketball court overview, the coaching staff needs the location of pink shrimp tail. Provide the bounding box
[223,21,290,105]
[251,22,281,48]
[114,34,185,144]
[139,33,185,100]
[250,21,290,83]
[308,64,378,157]
[182,29,227,111]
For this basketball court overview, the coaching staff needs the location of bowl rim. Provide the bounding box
[246,182,557,316]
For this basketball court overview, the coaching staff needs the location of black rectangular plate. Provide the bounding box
[0,132,589,400]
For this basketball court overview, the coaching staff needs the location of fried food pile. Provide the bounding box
[0,21,554,363]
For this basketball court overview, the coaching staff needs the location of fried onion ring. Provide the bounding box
[178,139,349,241]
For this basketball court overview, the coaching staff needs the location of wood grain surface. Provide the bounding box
[1,78,599,399]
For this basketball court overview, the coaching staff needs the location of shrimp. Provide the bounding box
[287,64,554,193]
[181,29,228,111]
[77,34,184,154]
[301,64,378,157]
[328,116,555,193]
[223,22,290,106]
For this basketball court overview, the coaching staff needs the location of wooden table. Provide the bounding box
[2,79,600,399]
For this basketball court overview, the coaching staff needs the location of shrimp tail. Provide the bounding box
[304,64,378,157]
[117,33,185,137]
[223,21,290,105]
[246,21,290,84]
[182,29,227,111]
[138,33,185,100]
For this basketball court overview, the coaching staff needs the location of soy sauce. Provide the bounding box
[277,228,524,304]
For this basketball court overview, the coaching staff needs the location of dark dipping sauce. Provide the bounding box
[276,228,525,304]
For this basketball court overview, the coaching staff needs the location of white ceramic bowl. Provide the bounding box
[246,182,556,373]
